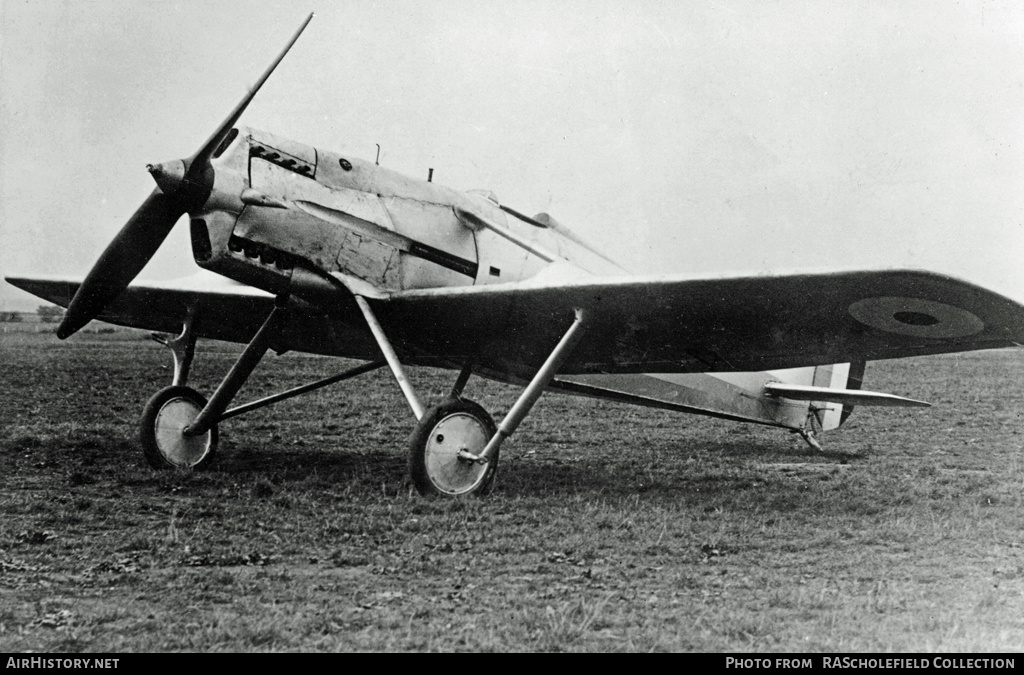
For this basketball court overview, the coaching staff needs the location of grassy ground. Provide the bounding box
[0,331,1022,652]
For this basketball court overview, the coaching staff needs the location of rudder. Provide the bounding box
[811,361,866,431]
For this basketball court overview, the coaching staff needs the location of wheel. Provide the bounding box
[409,398,498,496]
[139,386,218,469]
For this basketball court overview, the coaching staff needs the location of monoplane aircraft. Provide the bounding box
[8,15,1024,496]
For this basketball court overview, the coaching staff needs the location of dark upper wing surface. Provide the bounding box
[11,268,1024,376]
[4,273,374,358]
[379,268,1024,376]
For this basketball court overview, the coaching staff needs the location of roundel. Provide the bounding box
[848,296,984,339]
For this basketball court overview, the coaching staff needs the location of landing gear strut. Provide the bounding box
[385,305,589,497]
[141,291,589,496]
[141,300,385,470]
[143,305,214,469]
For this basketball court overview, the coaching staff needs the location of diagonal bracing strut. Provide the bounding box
[183,305,287,437]
[218,360,386,423]
[167,303,386,432]
[353,295,425,420]
[470,308,589,464]
[350,297,587,464]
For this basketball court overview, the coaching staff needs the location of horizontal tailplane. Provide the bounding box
[764,382,930,408]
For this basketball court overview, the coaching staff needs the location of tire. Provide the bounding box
[140,386,218,470]
[408,398,498,496]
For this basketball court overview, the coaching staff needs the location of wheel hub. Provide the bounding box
[424,412,492,495]
[154,397,214,467]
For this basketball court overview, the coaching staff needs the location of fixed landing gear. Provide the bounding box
[141,304,284,471]
[143,301,388,471]
[408,398,498,497]
[399,308,588,497]
[140,386,218,469]
[141,294,589,496]
[143,305,215,469]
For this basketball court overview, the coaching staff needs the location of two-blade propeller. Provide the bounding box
[57,13,313,339]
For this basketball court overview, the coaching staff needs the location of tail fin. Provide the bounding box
[814,361,865,430]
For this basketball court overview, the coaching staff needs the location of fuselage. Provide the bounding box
[169,128,831,433]
[192,127,625,303]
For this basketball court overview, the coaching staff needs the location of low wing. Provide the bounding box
[379,268,1024,377]
[5,273,375,358]
[12,268,1024,380]
[8,273,274,340]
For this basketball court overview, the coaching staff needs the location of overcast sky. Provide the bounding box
[2,1,1023,311]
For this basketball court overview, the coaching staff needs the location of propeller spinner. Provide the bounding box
[57,13,313,339]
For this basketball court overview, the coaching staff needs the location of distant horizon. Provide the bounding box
[1,306,63,318]
[1,302,56,313]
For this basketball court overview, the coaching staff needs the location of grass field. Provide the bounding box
[1,330,1022,652]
